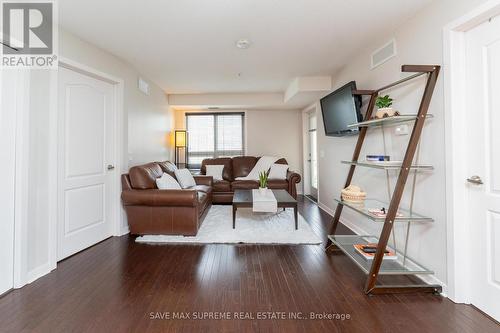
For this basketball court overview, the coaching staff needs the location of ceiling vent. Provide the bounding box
[371,39,397,69]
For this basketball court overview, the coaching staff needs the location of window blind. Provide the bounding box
[186,112,245,167]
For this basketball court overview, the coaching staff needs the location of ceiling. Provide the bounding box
[59,0,433,95]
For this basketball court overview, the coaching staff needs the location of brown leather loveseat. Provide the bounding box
[201,156,301,204]
[121,161,212,236]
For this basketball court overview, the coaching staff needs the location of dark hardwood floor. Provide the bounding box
[0,196,498,332]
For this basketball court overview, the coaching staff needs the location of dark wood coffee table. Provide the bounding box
[232,189,298,230]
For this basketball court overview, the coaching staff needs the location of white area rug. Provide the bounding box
[135,205,321,245]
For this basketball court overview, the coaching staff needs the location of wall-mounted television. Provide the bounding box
[320,81,362,137]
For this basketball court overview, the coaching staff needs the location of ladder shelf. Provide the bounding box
[325,64,441,295]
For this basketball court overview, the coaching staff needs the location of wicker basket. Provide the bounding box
[341,185,366,203]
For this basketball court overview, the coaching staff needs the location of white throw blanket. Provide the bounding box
[235,156,279,180]
[252,189,278,212]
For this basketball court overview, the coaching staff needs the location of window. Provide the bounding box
[186,112,245,167]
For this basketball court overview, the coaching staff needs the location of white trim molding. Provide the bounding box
[443,0,500,304]
[302,102,319,198]
[12,69,31,288]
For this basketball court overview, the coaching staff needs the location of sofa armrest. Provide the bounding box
[121,189,197,207]
[286,171,301,184]
[286,171,301,199]
[194,175,213,187]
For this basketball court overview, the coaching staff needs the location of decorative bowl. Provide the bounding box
[341,185,367,203]
[374,108,400,119]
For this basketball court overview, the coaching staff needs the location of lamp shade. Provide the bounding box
[175,130,187,148]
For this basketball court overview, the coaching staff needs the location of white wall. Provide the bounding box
[246,110,303,177]
[59,29,174,167]
[18,28,174,286]
[175,109,303,182]
[309,0,491,288]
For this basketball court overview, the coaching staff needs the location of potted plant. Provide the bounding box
[375,95,399,119]
[258,171,268,194]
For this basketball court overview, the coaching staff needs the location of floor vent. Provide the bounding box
[371,39,397,69]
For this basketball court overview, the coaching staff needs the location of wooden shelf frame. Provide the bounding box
[326,64,441,295]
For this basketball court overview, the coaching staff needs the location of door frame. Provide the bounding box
[302,103,318,199]
[49,57,125,268]
[443,0,500,304]
[0,68,30,292]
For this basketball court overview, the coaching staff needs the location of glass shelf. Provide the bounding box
[334,198,434,222]
[341,160,434,170]
[347,114,433,128]
[328,235,434,275]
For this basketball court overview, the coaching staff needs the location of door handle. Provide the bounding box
[107,164,115,171]
[467,175,483,185]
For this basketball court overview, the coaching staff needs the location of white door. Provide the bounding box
[308,112,318,199]
[0,69,17,294]
[466,15,500,321]
[57,66,116,260]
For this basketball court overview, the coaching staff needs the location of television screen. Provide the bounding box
[320,81,362,136]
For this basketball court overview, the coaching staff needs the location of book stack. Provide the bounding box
[368,208,403,218]
[366,155,390,162]
[353,243,397,261]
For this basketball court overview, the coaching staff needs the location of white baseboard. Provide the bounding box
[15,262,55,288]
[317,201,335,216]
[317,200,448,296]
[118,226,130,236]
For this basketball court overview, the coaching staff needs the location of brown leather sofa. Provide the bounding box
[201,156,301,204]
[121,161,213,236]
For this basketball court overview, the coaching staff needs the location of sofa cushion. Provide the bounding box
[197,191,210,215]
[187,185,212,195]
[212,180,231,192]
[193,175,213,187]
[156,173,181,190]
[267,179,289,190]
[157,161,178,178]
[231,180,259,190]
[205,165,224,181]
[268,163,289,180]
[232,156,258,178]
[201,158,233,181]
[129,162,163,189]
[175,169,197,189]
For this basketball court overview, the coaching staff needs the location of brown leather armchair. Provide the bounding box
[121,161,212,236]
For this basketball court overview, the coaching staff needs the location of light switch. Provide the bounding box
[320,150,325,158]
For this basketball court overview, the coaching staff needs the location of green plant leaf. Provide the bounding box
[375,95,394,108]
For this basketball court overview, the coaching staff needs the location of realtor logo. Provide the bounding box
[1,0,58,68]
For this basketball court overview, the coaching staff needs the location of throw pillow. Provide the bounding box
[156,173,181,190]
[268,163,289,180]
[174,168,197,189]
[206,165,224,181]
